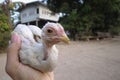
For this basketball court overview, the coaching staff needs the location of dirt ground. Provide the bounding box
[0,37,120,80]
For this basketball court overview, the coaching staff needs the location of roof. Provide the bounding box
[26,1,47,7]
[18,1,48,11]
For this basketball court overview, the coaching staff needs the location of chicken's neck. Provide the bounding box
[42,41,55,60]
[42,39,55,48]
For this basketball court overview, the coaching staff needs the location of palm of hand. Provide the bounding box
[6,33,54,80]
[10,63,54,80]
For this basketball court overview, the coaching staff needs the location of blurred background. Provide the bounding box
[0,0,120,51]
[0,0,120,80]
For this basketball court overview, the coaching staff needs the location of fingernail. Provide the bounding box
[11,33,19,43]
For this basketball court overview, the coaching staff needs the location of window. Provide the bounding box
[36,8,39,14]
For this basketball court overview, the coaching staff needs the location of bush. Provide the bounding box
[109,26,120,35]
[0,31,11,53]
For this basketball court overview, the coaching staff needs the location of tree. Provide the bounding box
[0,3,10,32]
[0,0,25,51]
[0,5,10,50]
[1,0,13,29]
[0,0,25,30]
[86,0,120,35]
[47,0,82,39]
[47,0,120,39]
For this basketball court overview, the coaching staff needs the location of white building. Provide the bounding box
[19,1,59,27]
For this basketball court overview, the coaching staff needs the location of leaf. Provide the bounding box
[9,2,26,10]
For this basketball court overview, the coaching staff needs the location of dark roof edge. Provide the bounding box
[18,1,47,11]
[26,1,47,7]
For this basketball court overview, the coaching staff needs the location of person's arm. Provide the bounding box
[6,33,54,80]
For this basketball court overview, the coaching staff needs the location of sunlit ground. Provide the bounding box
[0,37,120,80]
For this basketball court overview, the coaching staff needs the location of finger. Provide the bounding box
[11,32,21,46]
[8,32,21,52]
[7,32,21,66]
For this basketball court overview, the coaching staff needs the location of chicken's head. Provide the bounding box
[41,22,70,46]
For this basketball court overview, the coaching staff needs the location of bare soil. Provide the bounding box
[0,37,120,80]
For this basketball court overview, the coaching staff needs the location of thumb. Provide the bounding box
[11,32,21,44]
[7,32,21,55]
[6,32,21,66]
[6,33,21,76]
[11,32,21,50]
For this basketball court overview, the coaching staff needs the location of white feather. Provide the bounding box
[27,25,42,42]
[13,23,58,72]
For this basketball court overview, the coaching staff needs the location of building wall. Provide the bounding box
[20,5,39,23]
[39,5,59,21]
[20,4,59,24]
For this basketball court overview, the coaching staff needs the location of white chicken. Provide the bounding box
[13,22,69,73]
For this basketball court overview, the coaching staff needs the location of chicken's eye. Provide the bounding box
[47,29,53,33]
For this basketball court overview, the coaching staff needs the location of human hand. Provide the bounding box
[6,33,54,80]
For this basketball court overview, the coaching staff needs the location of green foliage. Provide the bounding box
[109,26,120,35]
[9,2,26,10]
[47,0,82,13]
[60,2,69,13]
[0,31,11,51]
[0,5,11,51]
[48,0,120,40]
[0,9,10,32]
[0,0,25,51]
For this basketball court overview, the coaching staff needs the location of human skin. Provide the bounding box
[6,33,54,80]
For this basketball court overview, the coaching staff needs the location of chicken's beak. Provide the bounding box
[60,34,70,44]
